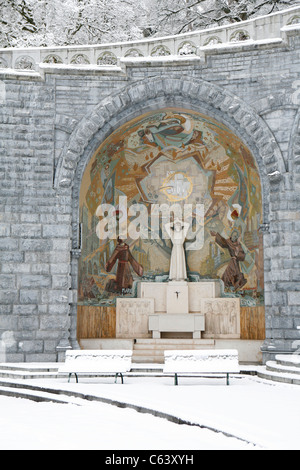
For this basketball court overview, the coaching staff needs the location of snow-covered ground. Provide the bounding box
[0,395,255,451]
[0,374,299,450]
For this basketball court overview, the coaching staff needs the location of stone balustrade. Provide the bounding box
[0,5,299,74]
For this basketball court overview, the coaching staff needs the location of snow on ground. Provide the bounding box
[0,375,299,450]
[0,395,255,451]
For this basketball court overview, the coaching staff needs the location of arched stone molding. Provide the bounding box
[55,75,286,351]
[252,95,299,175]
[252,94,299,117]
[292,110,300,160]
[290,109,300,181]
[54,75,286,217]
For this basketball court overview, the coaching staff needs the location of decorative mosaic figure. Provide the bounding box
[230,30,250,42]
[178,42,197,56]
[204,36,222,46]
[43,54,63,64]
[105,237,143,293]
[287,15,300,25]
[124,49,144,58]
[151,45,171,57]
[15,56,35,70]
[70,54,90,65]
[97,52,118,66]
[0,57,8,68]
[210,230,247,292]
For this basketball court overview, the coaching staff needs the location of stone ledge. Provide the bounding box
[200,37,284,55]
[0,68,43,80]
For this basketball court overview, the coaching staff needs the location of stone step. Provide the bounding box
[132,339,215,363]
[257,368,300,385]
[275,355,300,369]
[266,361,300,376]
[133,345,215,353]
[133,349,166,356]
[133,340,214,351]
[0,384,73,404]
[0,363,59,379]
[0,369,59,380]
[132,356,165,364]
[0,363,58,373]
[257,355,300,386]
[134,339,214,345]
[130,364,164,373]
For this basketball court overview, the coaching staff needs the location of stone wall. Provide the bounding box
[0,7,299,362]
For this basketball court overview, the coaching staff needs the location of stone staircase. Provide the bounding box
[132,339,215,364]
[257,355,300,385]
[0,363,59,380]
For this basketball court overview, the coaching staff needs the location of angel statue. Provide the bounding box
[165,218,190,281]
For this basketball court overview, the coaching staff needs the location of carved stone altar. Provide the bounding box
[116,279,241,340]
[166,281,189,314]
[201,298,240,339]
[116,298,154,339]
[139,280,208,339]
[149,313,205,339]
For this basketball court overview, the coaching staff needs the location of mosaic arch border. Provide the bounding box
[52,75,286,345]
[55,75,286,199]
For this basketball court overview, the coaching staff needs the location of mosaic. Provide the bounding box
[78,108,264,308]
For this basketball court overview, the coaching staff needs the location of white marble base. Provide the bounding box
[138,282,167,313]
[167,281,189,314]
[189,281,222,312]
[201,298,241,339]
[138,280,223,313]
[116,298,154,338]
[117,281,240,340]
[79,338,264,364]
[149,314,205,339]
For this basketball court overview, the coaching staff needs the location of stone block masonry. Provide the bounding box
[0,6,300,362]
[0,76,72,361]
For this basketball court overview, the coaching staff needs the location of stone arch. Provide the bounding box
[290,109,300,171]
[70,53,90,65]
[97,51,118,66]
[178,41,197,56]
[230,30,251,42]
[203,36,222,46]
[58,76,286,349]
[72,105,270,348]
[55,75,286,222]
[15,56,35,70]
[43,54,63,64]
[54,76,287,349]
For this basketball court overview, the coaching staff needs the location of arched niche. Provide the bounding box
[76,108,265,344]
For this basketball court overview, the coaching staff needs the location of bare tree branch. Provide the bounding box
[0,0,299,47]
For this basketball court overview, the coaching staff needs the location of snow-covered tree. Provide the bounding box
[0,0,299,48]
[152,0,300,36]
[0,0,143,47]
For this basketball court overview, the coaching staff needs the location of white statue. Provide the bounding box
[165,218,189,281]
